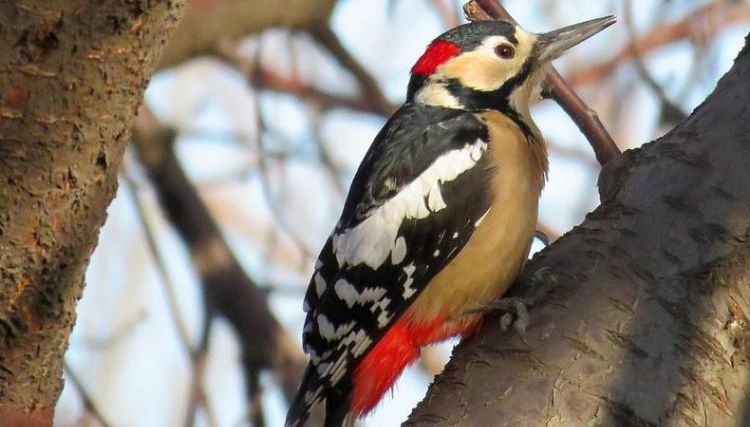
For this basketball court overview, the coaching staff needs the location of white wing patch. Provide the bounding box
[391,236,407,264]
[317,314,355,341]
[402,263,417,299]
[332,139,488,269]
[333,279,387,309]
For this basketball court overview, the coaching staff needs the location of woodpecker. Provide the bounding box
[287,16,615,427]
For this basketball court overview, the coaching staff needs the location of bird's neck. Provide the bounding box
[412,78,545,148]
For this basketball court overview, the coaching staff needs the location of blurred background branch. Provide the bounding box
[54,0,750,426]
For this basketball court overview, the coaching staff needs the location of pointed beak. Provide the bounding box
[535,16,616,64]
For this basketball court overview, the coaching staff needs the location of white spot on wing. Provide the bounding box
[317,314,355,342]
[351,331,373,357]
[402,263,417,299]
[316,361,332,375]
[333,139,488,269]
[330,354,349,385]
[315,258,323,270]
[391,236,407,264]
[452,232,459,239]
[377,308,393,328]
[314,272,326,297]
[333,279,387,309]
[338,329,373,358]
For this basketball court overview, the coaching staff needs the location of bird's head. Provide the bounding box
[407,16,615,134]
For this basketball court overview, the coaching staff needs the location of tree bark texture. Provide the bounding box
[0,2,184,425]
[406,36,750,427]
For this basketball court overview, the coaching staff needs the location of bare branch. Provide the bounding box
[308,24,398,116]
[131,108,312,423]
[567,1,750,87]
[622,0,687,125]
[121,169,218,427]
[64,362,113,427]
[429,0,461,28]
[464,0,621,165]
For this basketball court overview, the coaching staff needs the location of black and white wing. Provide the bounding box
[286,103,495,426]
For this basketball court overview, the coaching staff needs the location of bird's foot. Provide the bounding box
[464,297,530,336]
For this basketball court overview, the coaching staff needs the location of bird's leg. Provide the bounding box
[464,297,530,336]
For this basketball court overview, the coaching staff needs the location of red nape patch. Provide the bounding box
[349,315,481,418]
[411,40,461,76]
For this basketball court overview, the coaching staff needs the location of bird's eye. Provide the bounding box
[495,44,515,59]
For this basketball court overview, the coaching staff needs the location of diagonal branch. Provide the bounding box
[131,107,314,425]
[464,0,621,165]
[407,30,750,427]
[64,362,113,427]
[121,170,217,427]
[567,0,750,88]
[307,24,398,116]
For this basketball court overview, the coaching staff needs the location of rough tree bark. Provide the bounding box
[0,2,185,426]
[406,36,750,427]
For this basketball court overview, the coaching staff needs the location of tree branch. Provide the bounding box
[464,0,621,165]
[308,24,398,116]
[567,1,750,88]
[121,171,217,427]
[131,108,314,425]
[0,2,185,423]
[64,362,113,427]
[407,34,750,427]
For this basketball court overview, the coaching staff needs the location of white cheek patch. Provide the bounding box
[414,83,463,109]
[437,31,537,92]
[332,139,489,269]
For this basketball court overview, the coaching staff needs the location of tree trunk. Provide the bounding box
[406,36,750,427]
[0,2,184,425]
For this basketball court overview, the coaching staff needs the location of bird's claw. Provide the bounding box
[465,297,530,336]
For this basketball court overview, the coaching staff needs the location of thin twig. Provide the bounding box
[567,1,750,88]
[429,0,461,28]
[121,167,218,427]
[131,107,317,424]
[213,44,393,116]
[623,0,687,124]
[64,362,113,427]
[121,171,194,353]
[464,0,621,165]
[308,24,397,116]
[248,367,267,427]
[79,310,147,350]
[309,108,347,197]
[250,44,316,261]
